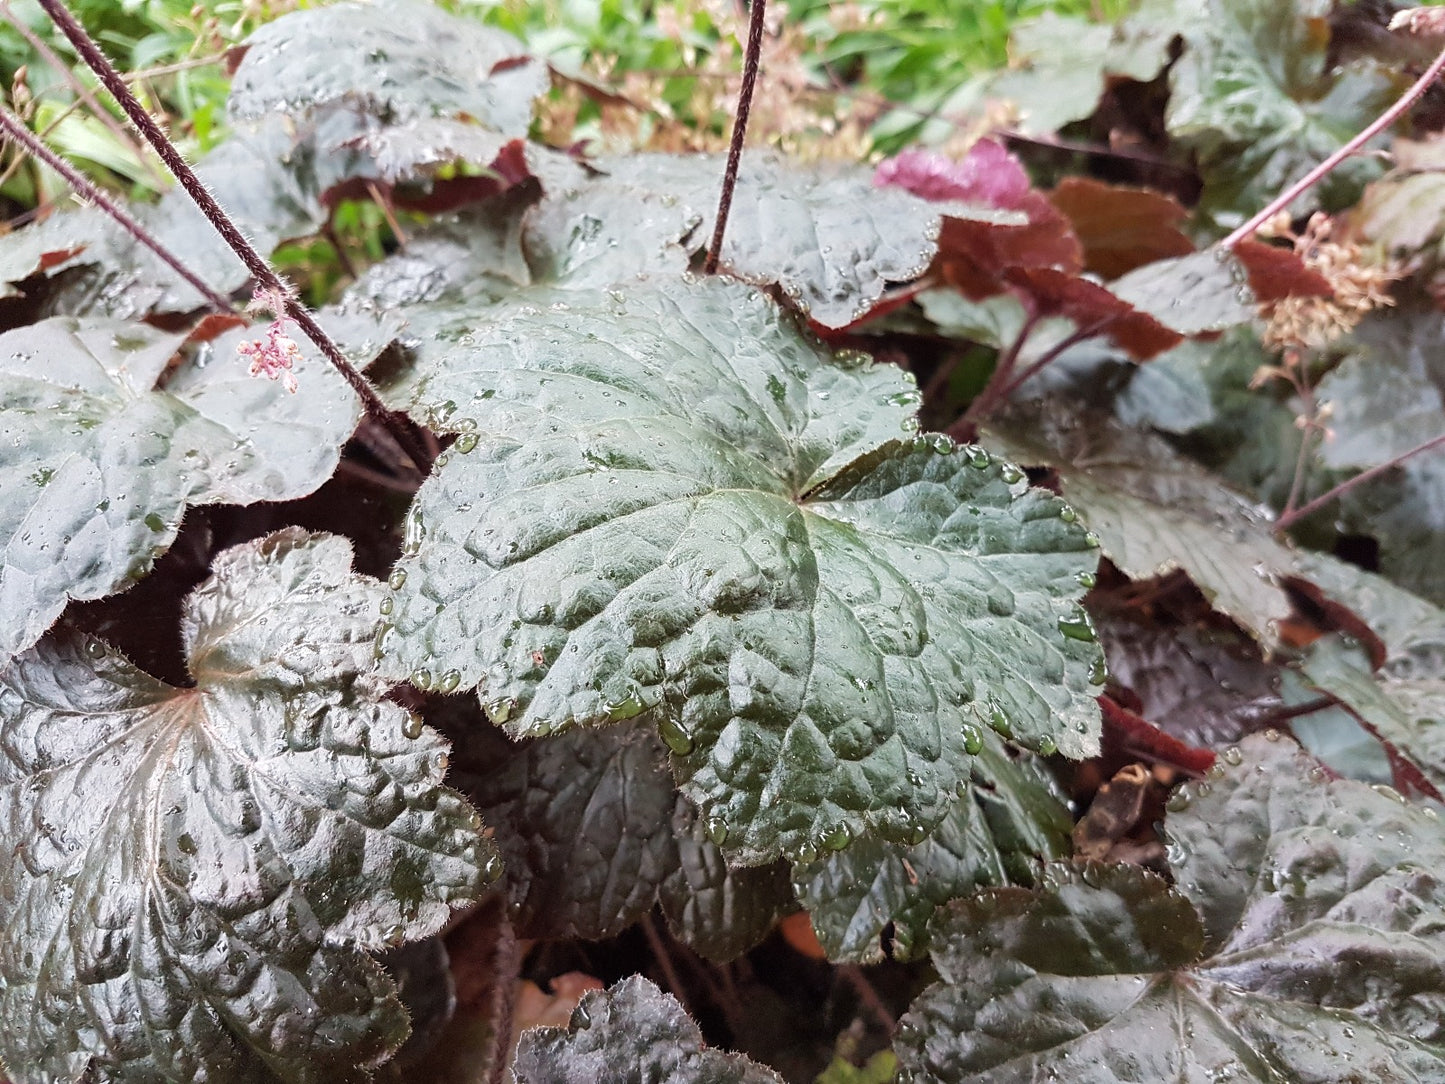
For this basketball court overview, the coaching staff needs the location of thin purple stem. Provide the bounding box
[704,0,767,275]
[0,106,233,311]
[1276,430,1445,531]
[38,0,428,468]
[1222,42,1445,249]
[992,318,1112,404]
[946,308,1041,444]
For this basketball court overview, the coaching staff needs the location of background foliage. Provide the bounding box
[5,0,1445,1081]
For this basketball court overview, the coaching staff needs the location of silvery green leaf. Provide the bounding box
[0,530,493,1081]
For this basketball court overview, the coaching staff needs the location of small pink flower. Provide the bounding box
[238,285,302,394]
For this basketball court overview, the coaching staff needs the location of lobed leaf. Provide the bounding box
[453,717,792,959]
[569,151,1020,328]
[984,12,1173,136]
[897,733,1445,1082]
[0,314,370,659]
[793,729,1070,963]
[375,278,1102,863]
[984,399,1299,644]
[0,529,493,1082]
[513,975,783,1084]
[229,0,544,138]
[1164,0,1399,224]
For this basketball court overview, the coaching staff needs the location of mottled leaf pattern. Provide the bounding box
[896,734,1445,1082]
[375,278,1101,862]
[0,530,492,1082]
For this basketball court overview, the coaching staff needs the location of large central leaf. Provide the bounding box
[0,530,491,1082]
[375,278,1101,863]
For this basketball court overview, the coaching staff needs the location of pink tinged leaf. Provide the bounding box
[873,141,1031,210]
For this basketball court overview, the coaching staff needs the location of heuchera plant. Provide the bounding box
[5,0,1445,1080]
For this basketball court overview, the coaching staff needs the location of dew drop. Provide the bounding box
[571,1002,592,1030]
[1165,790,1190,813]
[986,699,1012,738]
[1057,607,1097,643]
[1082,531,1101,549]
[388,569,407,590]
[1037,736,1057,756]
[795,840,820,864]
[410,668,434,691]
[488,698,515,724]
[84,639,107,660]
[401,505,426,557]
[1059,505,1078,523]
[372,621,395,660]
[402,714,425,739]
[482,853,504,882]
[964,446,991,470]
[962,725,984,755]
[378,596,393,615]
[704,816,729,845]
[454,432,479,454]
[1088,654,1108,686]
[658,715,695,756]
[1076,569,1097,589]
[821,823,853,851]
[1222,746,1244,766]
[438,669,461,694]
[999,463,1023,484]
[1371,783,1407,804]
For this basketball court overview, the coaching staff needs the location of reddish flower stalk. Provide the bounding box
[36,0,429,469]
[704,0,767,275]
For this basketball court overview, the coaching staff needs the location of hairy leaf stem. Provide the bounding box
[1222,42,1445,249]
[946,307,1041,444]
[37,0,428,468]
[0,105,235,311]
[704,0,767,275]
[1275,430,1445,532]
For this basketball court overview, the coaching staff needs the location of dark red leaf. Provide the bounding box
[1233,239,1334,302]
[1098,694,1217,776]
[1004,266,1183,360]
[1048,177,1195,280]
[874,141,1031,210]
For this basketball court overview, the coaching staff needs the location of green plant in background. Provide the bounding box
[6,0,1445,1080]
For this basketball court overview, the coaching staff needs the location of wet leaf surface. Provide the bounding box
[375,278,1102,863]
[793,729,1070,964]
[451,715,792,959]
[513,975,784,1084]
[0,530,491,1081]
[229,0,544,138]
[0,314,368,658]
[896,733,1445,1082]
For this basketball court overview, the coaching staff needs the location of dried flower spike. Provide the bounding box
[238,285,301,394]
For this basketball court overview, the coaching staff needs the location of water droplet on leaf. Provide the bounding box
[658,715,695,755]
